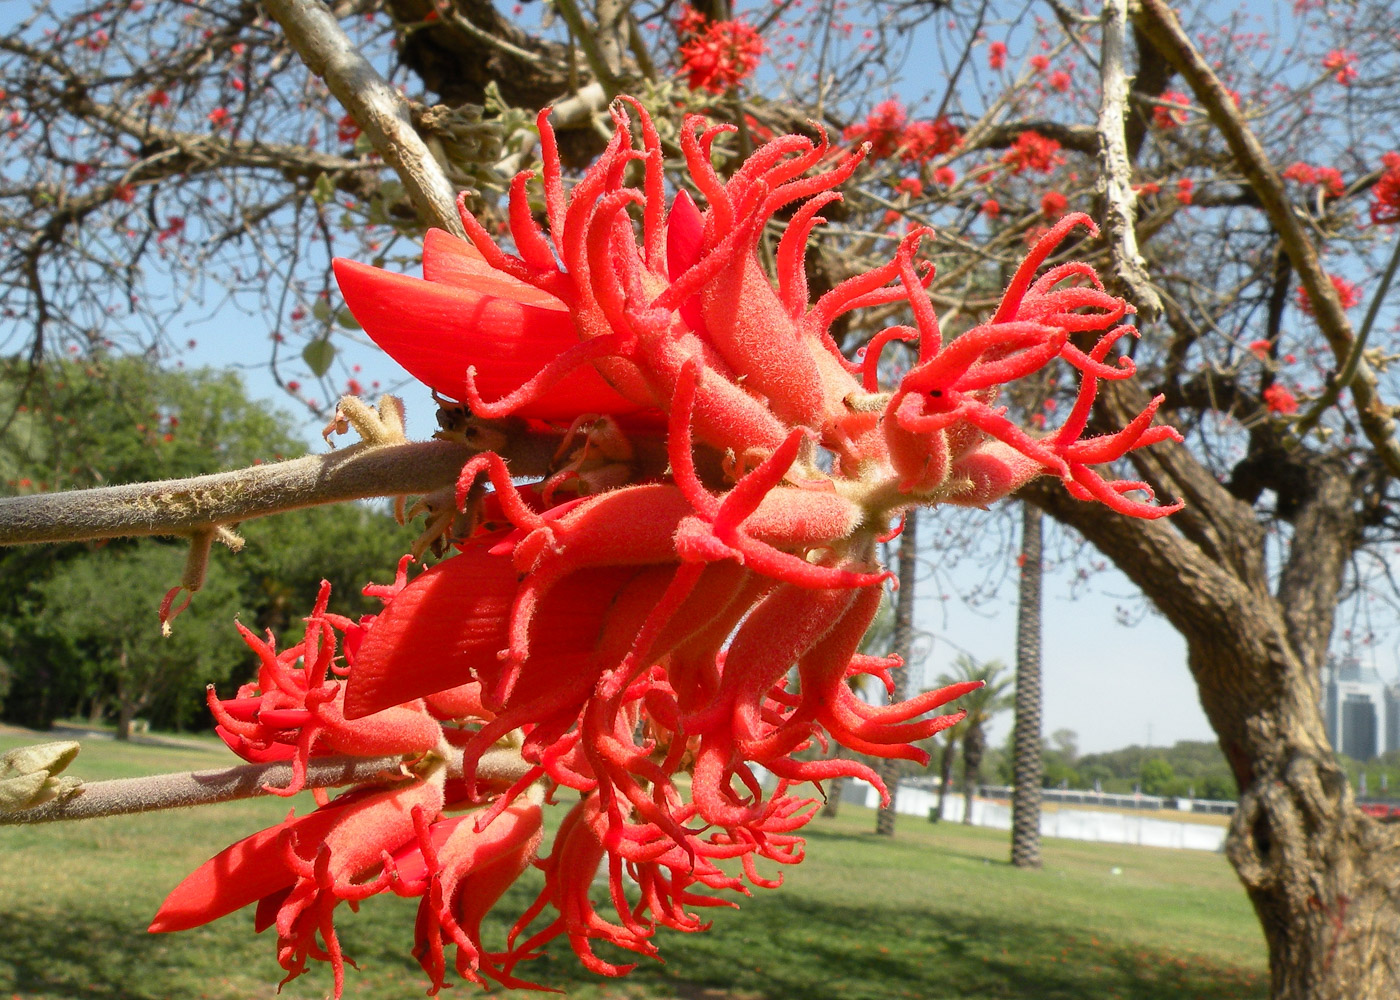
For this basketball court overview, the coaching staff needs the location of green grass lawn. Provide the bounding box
[0,730,1268,1000]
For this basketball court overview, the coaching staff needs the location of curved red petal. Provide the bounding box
[333,258,639,420]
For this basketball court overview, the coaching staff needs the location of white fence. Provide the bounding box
[846,780,1228,852]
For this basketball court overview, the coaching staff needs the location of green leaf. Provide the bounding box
[311,172,336,205]
[312,299,332,322]
[302,338,335,377]
[335,308,361,331]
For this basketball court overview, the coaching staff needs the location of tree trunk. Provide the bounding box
[1010,502,1045,868]
[962,727,985,826]
[875,508,919,837]
[114,649,133,741]
[933,732,955,822]
[1022,380,1400,999]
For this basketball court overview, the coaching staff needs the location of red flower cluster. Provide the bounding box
[1372,152,1400,225]
[844,99,961,162]
[1151,90,1191,130]
[1296,272,1363,314]
[675,6,764,94]
[1264,384,1299,415]
[1282,161,1345,198]
[155,99,1180,996]
[1002,130,1064,175]
[1041,190,1068,220]
[1322,48,1358,86]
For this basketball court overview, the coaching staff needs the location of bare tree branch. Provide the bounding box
[1,747,533,825]
[1097,0,1161,321]
[1133,0,1400,480]
[0,431,559,546]
[263,0,465,236]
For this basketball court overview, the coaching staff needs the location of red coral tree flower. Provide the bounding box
[1151,90,1191,129]
[1296,273,1363,314]
[675,8,764,94]
[1371,152,1400,225]
[843,99,907,159]
[1001,130,1064,174]
[161,97,1183,997]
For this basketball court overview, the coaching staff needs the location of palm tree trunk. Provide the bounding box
[1011,502,1044,867]
[934,731,956,821]
[962,727,985,825]
[875,508,919,837]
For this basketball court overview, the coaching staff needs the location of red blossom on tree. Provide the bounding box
[1001,130,1064,175]
[1283,162,1345,198]
[1322,48,1358,85]
[1371,151,1400,225]
[675,8,764,94]
[151,100,1180,996]
[1264,384,1299,415]
[988,40,1007,70]
[1151,89,1191,129]
[843,99,907,158]
[1296,272,1363,314]
[899,116,962,162]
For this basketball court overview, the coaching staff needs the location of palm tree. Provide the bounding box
[875,507,919,837]
[932,715,965,822]
[1010,502,1044,867]
[820,591,895,819]
[935,654,1012,825]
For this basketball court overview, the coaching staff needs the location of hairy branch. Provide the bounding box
[0,431,559,546]
[1,748,533,825]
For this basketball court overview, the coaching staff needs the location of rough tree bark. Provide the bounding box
[1010,502,1044,868]
[1023,377,1395,999]
[874,508,919,837]
[933,731,955,822]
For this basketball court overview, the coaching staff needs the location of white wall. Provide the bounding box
[854,781,1226,852]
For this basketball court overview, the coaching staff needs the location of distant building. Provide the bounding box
[1321,656,1400,761]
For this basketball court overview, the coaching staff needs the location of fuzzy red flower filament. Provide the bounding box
[155,99,1182,996]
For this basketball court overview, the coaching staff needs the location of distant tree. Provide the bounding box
[1049,728,1080,765]
[1140,757,1176,797]
[26,545,247,737]
[934,654,1012,825]
[0,356,416,729]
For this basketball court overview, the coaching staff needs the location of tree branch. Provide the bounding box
[1,748,533,825]
[1097,0,1162,321]
[1133,0,1400,480]
[0,431,558,547]
[263,0,466,236]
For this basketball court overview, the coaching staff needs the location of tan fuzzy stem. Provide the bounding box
[0,434,559,547]
[0,748,534,825]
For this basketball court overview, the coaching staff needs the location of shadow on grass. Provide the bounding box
[1,878,1266,1000]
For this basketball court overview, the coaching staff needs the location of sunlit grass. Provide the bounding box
[1,730,1266,999]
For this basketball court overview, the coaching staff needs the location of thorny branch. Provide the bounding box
[0,431,558,547]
